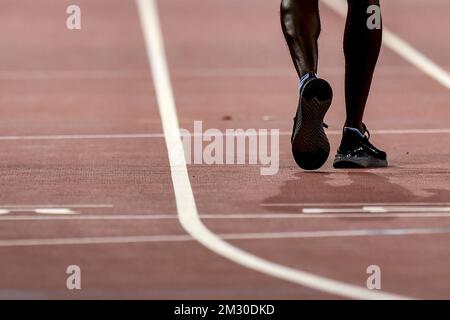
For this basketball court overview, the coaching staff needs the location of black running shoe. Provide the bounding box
[333,124,388,168]
[291,73,333,170]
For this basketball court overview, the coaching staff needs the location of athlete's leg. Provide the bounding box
[344,0,382,132]
[281,0,333,170]
[333,0,387,168]
[280,0,320,78]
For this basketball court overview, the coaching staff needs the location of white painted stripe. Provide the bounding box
[364,207,388,213]
[0,69,150,81]
[0,204,112,209]
[3,212,450,221]
[0,210,10,215]
[302,207,450,214]
[1,226,450,247]
[383,31,450,90]
[0,234,192,247]
[136,0,409,300]
[172,65,445,78]
[0,133,164,141]
[364,206,450,213]
[0,65,446,81]
[0,132,288,141]
[221,227,450,241]
[303,208,356,214]
[361,129,450,135]
[263,202,450,207]
[0,215,180,221]
[1,128,450,142]
[34,208,77,215]
[322,0,450,90]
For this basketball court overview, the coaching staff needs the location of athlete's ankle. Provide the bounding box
[344,121,364,133]
[299,72,317,89]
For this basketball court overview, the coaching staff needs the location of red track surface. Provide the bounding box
[0,0,449,299]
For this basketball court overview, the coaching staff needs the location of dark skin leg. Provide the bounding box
[280,0,320,78]
[280,0,383,132]
[344,0,382,132]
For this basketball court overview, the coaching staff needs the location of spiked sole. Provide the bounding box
[292,78,333,170]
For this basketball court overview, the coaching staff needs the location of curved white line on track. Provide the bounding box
[322,0,450,90]
[136,0,411,300]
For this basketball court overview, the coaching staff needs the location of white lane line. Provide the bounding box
[136,0,408,300]
[34,208,77,215]
[4,212,450,221]
[0,215,180,221]
[263,202,450,207]
[1,129,450,141]
[322,0,450,90]
[362,129,450,134]
[0,204,112,209]
[172,66,449,78]
[0,69,150,81]
[0,234,192,247]
[0,133,164,141]
[1,226,450,247]
[221,227,450,241]
[302,207,450,214]
[0,65,446,81]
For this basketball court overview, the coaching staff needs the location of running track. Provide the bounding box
[0,0,449,299]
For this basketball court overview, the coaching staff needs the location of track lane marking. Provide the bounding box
[1,128,450,141]
[171,66,450,78]
[264,202,450,207]
[0,133,164,141]
[136,0,410,300]
[34,208,77,215]
[0,69,150,81]
[303,206,450,214]
[0,204,112,208]
[4,212,450,221]
[1,226,450,247]
[1,65,444,80]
